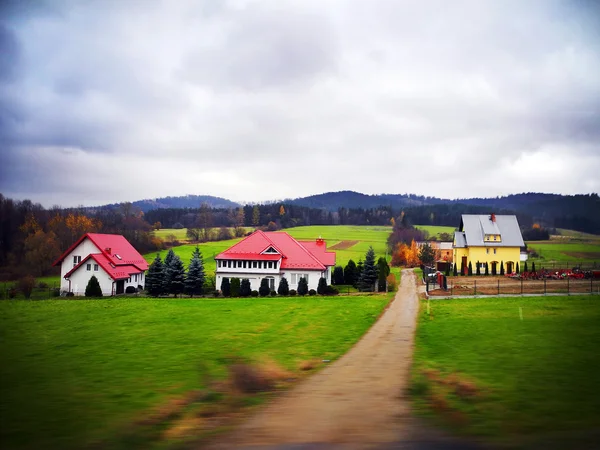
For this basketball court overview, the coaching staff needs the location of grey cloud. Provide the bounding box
[1,0,599,206]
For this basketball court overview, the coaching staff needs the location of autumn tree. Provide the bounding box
[252,205,260,227]
[279,205,285,216]
[234,207,246,237]
[18,275,36,299]
[23,230,61,276]
[197,203,213,242]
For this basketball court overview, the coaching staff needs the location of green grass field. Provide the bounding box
[0,294,391,449]
[153,227,253,241]
[526,242,600,263]
[411,295,600,448]
[414,225,456,239]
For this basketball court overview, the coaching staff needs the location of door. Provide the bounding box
[267,277,275,290]
[506,261,513,274]
[462,256,468,275]
[116,280,125,295]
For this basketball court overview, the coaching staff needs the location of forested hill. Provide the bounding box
[102,195,240,212]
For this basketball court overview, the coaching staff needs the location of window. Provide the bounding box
[94,264,99,271]
[86,264,91,271]
[140,273,143,280]
[493,235,497,241]
[259,261,262,269]
[486,249,489,254]
[493,248,497,254]
[228,260,231,268]
[305,274,309,284]
[253,261,257,268]
[291,274,297,284]
[73,255,81,267]
[243,261,247,269]
[267,261,272,269]
[134,274,138,282]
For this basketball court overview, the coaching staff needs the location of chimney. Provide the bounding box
[316,236,324,246]
[490,214,496,222]
[106,247,111,254]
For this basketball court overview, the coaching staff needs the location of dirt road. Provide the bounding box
[206,269,425,449]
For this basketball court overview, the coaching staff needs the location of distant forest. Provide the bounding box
[1,191,598,279]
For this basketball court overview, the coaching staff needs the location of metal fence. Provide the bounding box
[527,261,600,270]
[428,277,600,297]
[1,284,61,300]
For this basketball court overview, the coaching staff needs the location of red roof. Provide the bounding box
[216,231,336,270]
[53,233,149,279]
[64,254,142,280]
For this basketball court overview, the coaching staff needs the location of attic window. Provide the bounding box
[115,254,122,260]
[264,247,278,253]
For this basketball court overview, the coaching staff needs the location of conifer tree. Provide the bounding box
[356,260,364,287]
[146,254,166,297]
[344,260,357,285]
[524,261,528,273]
[500,261,505,275]
[485,262,489,276]
[532,261,536,273]
[317,277,328,295]
[516,262,520,274]
[185,246,206,297]
[476,261,480,276]
[332,266,344,285]
[453,262,458,276]
[445,263,450,277]
[85,275,103,297]
[468,261,473,276]
[357,247,378,291]
[297,277,308,296]
[460,259,465,276]
[164,249,176,287]
[230,278,241,297]
[240,279,251,297]
[259,278,270,297]
[377,257,390,292]
[221,277,231,297]
[277,277,289,296]
[492,262,497,276]
[168,255,186,297]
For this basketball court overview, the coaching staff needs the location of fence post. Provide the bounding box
[451,280,453,296]
[544,278,546,295]
[497,279,500,295]
[474,280,476,296]
[591,277,593,294]
[521,277,523,295]
[568,277,570,296]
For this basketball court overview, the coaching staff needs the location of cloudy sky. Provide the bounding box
[1,0,599,207]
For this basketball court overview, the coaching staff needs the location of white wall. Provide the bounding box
[67,265,115,296]
[60,238,100,292]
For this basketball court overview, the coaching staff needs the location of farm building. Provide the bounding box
[215,230,336,292]
[453,214,525,275]
[53,233,149,296]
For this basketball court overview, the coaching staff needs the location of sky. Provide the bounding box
[1,0,599,208]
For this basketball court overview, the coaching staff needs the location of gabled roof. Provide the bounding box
[53,233,149,271]
[64,253,143,280]
[216,230,336,270]
[457,215,525,248]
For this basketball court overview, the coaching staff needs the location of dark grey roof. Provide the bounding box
[458,214,524,247]
[454,231,467,248]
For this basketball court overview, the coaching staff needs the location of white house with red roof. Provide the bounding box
[53,233,149,296]
[215,230,336,292]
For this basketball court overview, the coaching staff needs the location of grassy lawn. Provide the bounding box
[153,227,253,242]
[415,225,456,239]
[411,295,600,448]
[0,294,391,449]
[526,242,600,263]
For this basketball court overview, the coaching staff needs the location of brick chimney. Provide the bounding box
[490,213,496,222]
[316,237,324,246]
[105,247,112,254]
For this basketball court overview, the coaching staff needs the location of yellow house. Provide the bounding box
[453,214,525,275]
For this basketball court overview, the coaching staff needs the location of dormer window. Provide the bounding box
[264,247,278,253]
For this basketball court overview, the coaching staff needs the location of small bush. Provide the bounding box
[297,278,308,296]
[37,281,48,289]
[259,279,270,297]
[66,292,74,297]
[251,290,259,297]
[230,278,241,297]
[324,285,338,296]
[18,276,36,299]
[212,290,220,297]
[8,287,17,299]
[270,290,277,297]
[308,289,316,296]
[289,289,297,296]
[125,286,137,294]
[51,288,60,297]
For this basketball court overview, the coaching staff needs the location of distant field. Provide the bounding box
[411,295,600,448]
[414,225,456,239]
[526,242,600,263]
[0,294,391,449]
[153,227,252,241]
[285,225,391,268]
